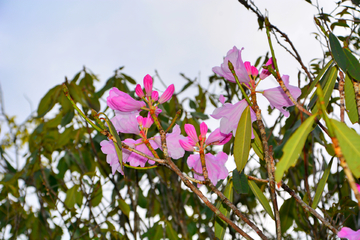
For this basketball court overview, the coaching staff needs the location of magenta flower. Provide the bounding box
[158,84,175,104]
[244,61,258,78]
[135,84,145,98]
[187,152,229,186]
[122,138,158,167]
[259,58,274,80]
[154,124,187,159]
[338,227,360,240]
[107,87,146,112]
[205,128,232,146]
[111,110,140,135]
[100,140,124,175]
[262,75,301,117]
[212,46,251,84]
[144,74,153,97]
[211,99,257,138]
[357,183,360,193]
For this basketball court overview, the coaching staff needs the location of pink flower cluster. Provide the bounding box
[100,74,184,175]
[179,122,232,186]
[212,46,301,137]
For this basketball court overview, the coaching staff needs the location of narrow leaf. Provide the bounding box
[215,179,233,240]
[248,180,274,219]
[279,197,295,233]
[331,119,360,177]
[275,114,317,182]
[234,106,252,173]
[251,128,264,160]
[344,49,360,81]
[233,169,249,194]
[118,199,131,217]
[344,75,359,123]
[90,180,103,207]
[329,33,347,71]
[64,185,79,209]
[306,60,333,96]
[166,221,179,240]
[312,157,334,209]
[37,85,62,118]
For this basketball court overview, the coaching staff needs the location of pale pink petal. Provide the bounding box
[158,84,175,104]
[165,125,187,159]
[205,152,228,185]
[111,111,140,135]
[184,124,199,144]
[262,75,301,117]
[187,154,202,174]
[205,128,232,146]
[200,122,208,139]
[219,95,226,104]
[100,140,124,175]
[144,74,153,97]
[135,84,144,98]
[212,46,251,84]
[211,99,256,138]
[107,87,146,112]
[126,139,158,167]
[338,227,360,240]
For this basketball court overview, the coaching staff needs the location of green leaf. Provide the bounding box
[118,199,130,217]
[331,119,360,177]
[344,75,359,123]
[248,180,274,219]
[233,169,249,194]
[344,49,360,81]
[166,221,179,240]
[311,66,338,113]
[275,114,317,182]
[312,158,334,209]
[329,33,347,71]
[90,180,103,207]
[64,185,79,209]
[306,60,333,97]
[234,106,252,173]
[251,128,264,160]
[215,179,233,240]
[37,85,62,118]
[279,198,295,233]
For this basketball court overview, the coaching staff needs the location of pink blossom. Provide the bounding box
[100,140,124,175]
[357,183,360,193]
[179,137,195,151]
[205,128,232,146]
[158,84,175,104]
[154,124,187,159]
[136,114,153,129]
[219,95,226,104]
[184,124,199,144]
[259,58,274,80]
[212,46,251,84]
[151,91,159,102]
[122,138,157,167]
[211,99,257,138]
[144,74,153,97]
[337,227,360,240]
[187,152,229,186]
[135,84,144,98]
[262,75,301,117]
[107,87,146,112]
[244,61,258,78]
[111,111,140,135]
[200,122,208,139]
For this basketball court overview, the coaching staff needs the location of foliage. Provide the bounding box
[1,1,360,239]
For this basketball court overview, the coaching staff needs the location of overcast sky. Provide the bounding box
[0,0,336,123]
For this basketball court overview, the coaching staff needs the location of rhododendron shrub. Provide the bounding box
[2,1,360,240]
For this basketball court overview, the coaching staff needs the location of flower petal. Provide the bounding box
[184,124,199,144]
[158,84,175,104]
[144,74,153,97]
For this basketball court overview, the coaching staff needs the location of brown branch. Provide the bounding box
[281,182,338,234]
[251,94,281,239]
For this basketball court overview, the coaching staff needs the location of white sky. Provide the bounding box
[0,0,337,123]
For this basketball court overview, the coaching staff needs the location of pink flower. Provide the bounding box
[154,124,187,159]
[356,183,360,193]
[244,61,258,78]
[187,152,229,186]
[107,87,146,112]
[212,46,251,84]
[205,128,232,146]
[158,84,175,104]
[111,110,140,135]
[262,75,301,117]
[211,99,257,138]
[337,227,360,240]
[259,58,274,80]
[135,84,145,98]
[122,138,158,167]
[100,140,124,175]
[144,74,153,97]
